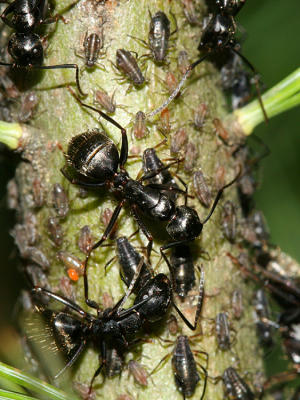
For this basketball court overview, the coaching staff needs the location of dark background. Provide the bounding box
[0,0,299,326]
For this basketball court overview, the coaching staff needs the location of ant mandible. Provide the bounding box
[0,0,85,95]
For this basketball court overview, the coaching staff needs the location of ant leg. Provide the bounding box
[202,167,241,225]
[140,158,183,182]
[231,48,268,124]
[88,361,104,395]
[199,365,208,400]
[83,200,125,309]
[115,257,145,313]
[31,287,87,317]
[147,54,208,118]
[67,87,128,167]
[54,341,86,379]
[34,64,85,96]
[130,204,153,262]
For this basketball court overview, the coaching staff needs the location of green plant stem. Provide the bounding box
[0,121,23,150]
[0,363,77,400]
[234,67,300,134]
[0,389,39,400]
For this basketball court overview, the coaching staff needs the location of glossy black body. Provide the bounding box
[142,147,179,201]
[116,237,151,292]
[215,312,231,350]
[0,0,84,95]
[223,367,254,400]
[1,0,49,32]
[170,244,195,297]
[116,49,145,85]
[149,11,170,62]
[32,273,173,383]
[171,335,207,399]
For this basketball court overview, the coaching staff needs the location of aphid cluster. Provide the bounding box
[2,1,297,400]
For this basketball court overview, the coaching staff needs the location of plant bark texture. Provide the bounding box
[3,1,297,399]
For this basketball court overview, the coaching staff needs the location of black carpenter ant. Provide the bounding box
[147,0,267,123]
[62,90,239,274]
[0,0,85,95]
[152,335,208,400]
[31,257,172,392]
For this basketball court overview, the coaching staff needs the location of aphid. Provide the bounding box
[184,142,197,171]
[129,10,176,63]
[25,264,50,290]
[116,49,145,86]
[213,118,232,145]
[51,183,69,218]
[32,177,45,208]
[24,246,50,270]
[142,147,179,197]
[83,32,103,68]
[170,128,187,154]
[47,216,63,247]
[152,335,208,400]
[182,0,199,25]
[57,251,83,282]
[18,91,38,122]
[115,236,151,293]
[215,312,231,351]
[106,348,124,378]
[132,111,148,139]
[222,367,255,400]
[165,71,179,95]
[128,360,148,386]
[231,289,243,320]
[253,289,273,347]
[167,314,179,336]
[177,50,189,75]
[78,225,94,255]
[169,244,196,298]
[0,0,85,95]
[193,103,208,130]
[221,200,237,243]
[159,107,171,136]
[6,178,18,210]
[94,89,116,114]
[193,170,212,208]
[148,11,171,62]
[62,90,239,272]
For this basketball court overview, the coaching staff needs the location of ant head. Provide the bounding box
[166,205,203,241]
[8,33,43,66]
[65,130,120,183]
[199,14,234,52]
